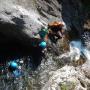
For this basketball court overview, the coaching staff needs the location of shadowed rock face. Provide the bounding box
[0,0,84,54]
[0,2,42,57]
[0,19,44,69]
[0,0,62,62]
[0,0,88,65]
[0,1,49,71]
[0,16,33,56]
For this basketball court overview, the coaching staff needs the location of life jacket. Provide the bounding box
[39,28,48,39]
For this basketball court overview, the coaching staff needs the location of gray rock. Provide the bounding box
[42,65,90,90]
[0,1,45,56]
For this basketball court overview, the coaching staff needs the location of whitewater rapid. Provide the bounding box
[59,40,90,63]
[70,40,90,61]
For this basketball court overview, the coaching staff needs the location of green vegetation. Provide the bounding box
[61,84,68,90]
[60,82,76,90]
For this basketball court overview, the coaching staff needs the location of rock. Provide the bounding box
[0,0,90,90]
[0,0,66,57]
[0,0,86,55]
[82,60,90,79]
[0,1,44,56]
[42,65,90,90]
[35,0,62,22]
[0,2,43,37]
[84,20,90,30]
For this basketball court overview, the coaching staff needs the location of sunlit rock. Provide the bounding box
[42,65,90,90]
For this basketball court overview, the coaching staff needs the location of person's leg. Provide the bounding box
[48,33,57,43]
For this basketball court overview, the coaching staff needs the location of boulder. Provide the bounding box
[42,65,90,90]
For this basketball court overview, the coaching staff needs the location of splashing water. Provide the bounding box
[59,40,90,62]
[82,48,90,61]
[69,40,90,61]
[69,40,82,61]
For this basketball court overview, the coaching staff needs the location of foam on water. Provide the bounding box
[59,40,90,62]
[70,40,90,61]
[69,40,82,60]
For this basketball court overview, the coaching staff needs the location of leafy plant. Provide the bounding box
[60,82,76,90]
[61,84,68,90]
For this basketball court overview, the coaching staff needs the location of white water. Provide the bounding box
[69,40,90,61]
[69,41,82,61]
[59,40,90,62]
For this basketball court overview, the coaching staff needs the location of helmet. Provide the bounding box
[39,41,47,48]
[9,61,18,69]
[48,21,64,28]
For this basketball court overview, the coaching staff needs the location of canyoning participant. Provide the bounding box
[8,61,23,77]
[48,21,65,43]
[38,27,49,41]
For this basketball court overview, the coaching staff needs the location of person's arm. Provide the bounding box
[30,38,42,47]
[58,31,63,37]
